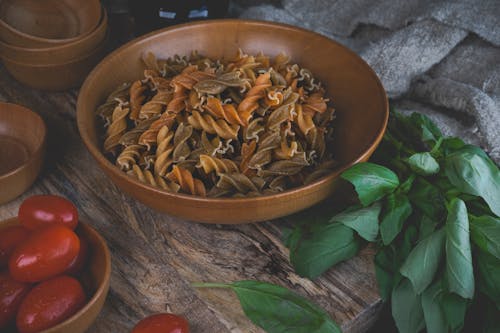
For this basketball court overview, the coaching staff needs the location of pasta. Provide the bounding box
[97,50,337,197]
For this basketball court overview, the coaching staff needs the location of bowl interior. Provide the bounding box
[0,103,45,176]
[0,218,111,333]
[77,19,388,223]
[0,0,101,39]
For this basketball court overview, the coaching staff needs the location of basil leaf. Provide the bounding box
[441,137,465,155]
[374,246,397,301]
[341,162,399,206]
[445,146,500,217]
[228,281,341,333]
[470,215,500,260]
[421,279,447,333]
[290,222,361,279]
[445,198,475,299]
[194,281,341,333]
[380,193,413,245]
[400,229,446,294]
[282,226,302,252]
[476,250,500,307]
[409,112,442,145]
[407,152,440,175]
[391,278,425,333]
[417,213,438,242]
[441,292,467,332]
[408,177,446,221]
[331,202,381,242]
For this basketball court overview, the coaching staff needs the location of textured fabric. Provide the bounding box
[232,0,500,163]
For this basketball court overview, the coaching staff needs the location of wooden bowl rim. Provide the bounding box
[0,0,102,45]
[0,102,46,180]
[0,7,107,55]
[1,30,109,67]
[77,18,389,205]
[0,217,112,333]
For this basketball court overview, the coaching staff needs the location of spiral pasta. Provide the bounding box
[97,50,337,197]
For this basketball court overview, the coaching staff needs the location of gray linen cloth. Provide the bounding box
[231,0,500,163]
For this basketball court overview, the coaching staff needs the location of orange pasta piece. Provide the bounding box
[129,80,147,120]
[205,97,247,126]
[167,165,206,196]
[237,72,272,123]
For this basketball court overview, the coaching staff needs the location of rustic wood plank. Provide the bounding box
[0,64,382,332]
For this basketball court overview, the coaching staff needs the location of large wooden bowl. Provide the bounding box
[0,103,46,204]
[0,0,101,47]
[0,8,107,65]
[0,218,111,333]
[77,19,389,224]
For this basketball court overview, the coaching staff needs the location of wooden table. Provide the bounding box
[0,63,382,332]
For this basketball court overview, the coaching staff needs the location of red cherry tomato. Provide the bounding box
[131,313,190,333]
[9,226,80,282]
[0,226,30,268]
[18,195,79,231]
[65,236,89,276]
[16,275,86,333]
[0,271,31,329]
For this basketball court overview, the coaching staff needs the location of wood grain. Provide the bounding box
[0,64,382,332]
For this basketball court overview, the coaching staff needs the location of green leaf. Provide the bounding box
[409,112,443,145]
[340,162,399,206]
[470,215,500,260]
[331,202,381,242]
[476,250,500,307]
[441,292,467,332]
[407,152,440,175]
[391,278,425,333]
[290,222,361,279]
[445,198,475,299]
[408,177,446,221]
[282,226,302,252]
[380,193,413,245]
[194,281,341,333]
[445,146,500,217]
[400,229,446,294]
[374,246,397,301]
[421,279,447,333]
[417,213,438,242]
[441,137,465,155]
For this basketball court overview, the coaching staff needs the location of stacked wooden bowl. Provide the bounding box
[0,0,107,91]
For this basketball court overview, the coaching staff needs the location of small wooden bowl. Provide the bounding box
[0,218,111,333]
[2,33,108,91]
[0,8,107,65]
[77,20,389,224]
[0,0,101,48]
[0,103,46,204]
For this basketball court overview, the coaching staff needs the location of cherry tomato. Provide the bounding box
[18,195,79,231]
[9,226,80,282]
[0,226,30,268]
[16,275,86,333]
[131,313,190,333]
[0,272,31,329]
[65,236,89,276]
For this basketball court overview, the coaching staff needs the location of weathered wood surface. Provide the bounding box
[0,63,382,332]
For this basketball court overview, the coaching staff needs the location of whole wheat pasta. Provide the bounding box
[97,50,337,197]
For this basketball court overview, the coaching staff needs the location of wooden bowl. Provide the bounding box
[2,33,108,91]
[76,19,389,224]
[0,103,46,204]
[0,8,107,65]
[0,218,111,333]
[0,0,101,48]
